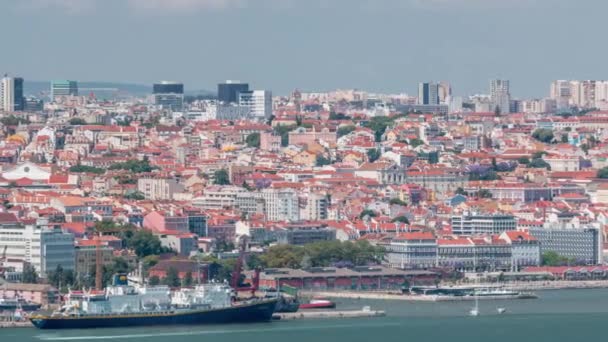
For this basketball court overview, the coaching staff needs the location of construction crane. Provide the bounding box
[92,223,128,290]
[231,237,261,297]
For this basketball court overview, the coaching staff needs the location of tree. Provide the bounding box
[273,125,297,147]
[529,158,551,170]
[542,251,574,266]
[409,138,424,148]
[127,230,165,258]
[455,187,467,195]
[329,112,351,120]
[359,209,377,219]
[337,125,356,138]
[213,169,230,185]
[598,167,608,179]
[183,271,194,287]
[0,115,30,126]
[22,263,38,284]
[108,158,156,173]
[69,118,87,125]
[478,189,493,198]
[69,164,105,174]
[315,155,332,166]
[391,216,410,224]
[561,134,569,143]
[532,151,548,159]
[532,129,554,143]
[148,275,161,286]
[518,157,530,165]
[245,133,261,148]
[367,148,381,162]
[494,105,501,116]
[389,198,407,206]
[123,191,145,200]
[48,265,64,289]
[163,267,181,287]
[581,143,590,155]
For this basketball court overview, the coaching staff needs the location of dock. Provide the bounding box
[300,291,536,302]
[274,308,386,320]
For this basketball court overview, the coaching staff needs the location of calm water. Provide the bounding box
[3,289,608,342]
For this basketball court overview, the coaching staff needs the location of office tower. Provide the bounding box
[595,81,608,108]
[218,80,249,104]
[438,81,452,103]
[418,82,439,105]
[0,75,24,112]
[238,90,273,119]
[490,79,511,114]
[153,81,184,111]
[50,80,78,100]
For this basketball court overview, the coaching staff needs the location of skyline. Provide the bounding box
[1,0,607,97]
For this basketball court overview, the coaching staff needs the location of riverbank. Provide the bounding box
[300,280,608,301]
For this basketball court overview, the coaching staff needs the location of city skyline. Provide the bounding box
[1,0,607,97]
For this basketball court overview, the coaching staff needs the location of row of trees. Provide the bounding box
[108,157,156,173]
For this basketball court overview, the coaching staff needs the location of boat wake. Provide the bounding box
[37,322,401,341]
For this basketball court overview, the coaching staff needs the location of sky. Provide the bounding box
[0,0,606,97]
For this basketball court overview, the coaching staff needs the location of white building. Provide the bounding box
[490,79,510,114]
[260,188,299,222]
[0,75,23,112]
[301,193,329,221]
[238,90,272,120]
[0,216,75,277]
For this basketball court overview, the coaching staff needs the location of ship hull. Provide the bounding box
[30,299,278,330]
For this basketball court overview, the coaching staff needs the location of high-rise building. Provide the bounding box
[418,82,439,105]
[238,90,272,119]
[50,80,78,100]
[490,79,511,114]
[218,80,249,104]
[0,75,24,112]
[438,81,452,103]
[153,81,184,111]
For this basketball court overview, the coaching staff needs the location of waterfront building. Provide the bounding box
[529,225,602,265]
[451,213,517,235]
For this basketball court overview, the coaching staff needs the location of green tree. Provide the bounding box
[391,216,410,224]
[22,263,38,284]
[455,187,467,195]
[409,138,424,148]
[359,209,377,219]
[337,125,356,138]
[69,164,105,174]
[213,169,231,185]
[123,191,145,200]
[260,245,304,269]
[478,189,493,198]
[529,158,551,170]
[0,115,30,126]
[598,167,608,179]
[367,148,381,162]
[148,275,161,286]
[245,133,261,148]
[127,230,164,258]
[108,158,156,173]
[163,267,181,287]
[48,265,64,288]
[69,118,87,125]
[541,251,574,266]
[561,134,569,143]
[183,271,194,287]
[581,143,590,154]
[518,157,530,165]
[532,129,554,143]
[389,198,407,206]
[273,125,296,147]
[315,155,332,166]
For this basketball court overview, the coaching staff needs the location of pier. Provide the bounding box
[274,308,386,320]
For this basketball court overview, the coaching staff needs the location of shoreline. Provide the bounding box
[300,280,608,301]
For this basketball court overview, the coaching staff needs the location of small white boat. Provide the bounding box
[497,307,507,314]
[469,308,479,316]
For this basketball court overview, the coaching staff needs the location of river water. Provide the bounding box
[3,289,608,342]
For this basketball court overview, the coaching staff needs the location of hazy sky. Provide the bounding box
[1,0,606,97]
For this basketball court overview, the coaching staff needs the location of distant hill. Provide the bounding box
[24,81,214,99]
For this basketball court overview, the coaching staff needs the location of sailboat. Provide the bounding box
[469,250,479,317]
[497,307,507,314]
